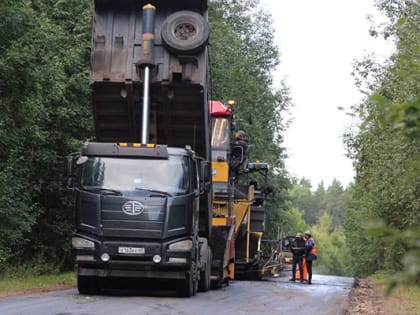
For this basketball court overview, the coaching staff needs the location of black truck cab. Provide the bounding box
[68,142,209,295]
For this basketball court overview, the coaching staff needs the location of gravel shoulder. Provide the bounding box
[345,278,420,315]
[345,278,385,315]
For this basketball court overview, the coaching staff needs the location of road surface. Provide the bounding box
[0,273,354,315]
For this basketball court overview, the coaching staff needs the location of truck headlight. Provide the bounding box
[101,253,111,262]
[72,237,95,249]
[153,255,162,264]
[168,239,192,251]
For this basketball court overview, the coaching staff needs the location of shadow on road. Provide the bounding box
[93,277,179,297]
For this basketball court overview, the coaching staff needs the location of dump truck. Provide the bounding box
[65,0,214,296]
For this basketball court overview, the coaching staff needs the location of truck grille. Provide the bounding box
[101,198,166,238]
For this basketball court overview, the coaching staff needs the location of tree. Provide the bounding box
[288,179,348,227]
[324,179,346,227]
[209,0,287,166]
[288,180,313,224]
[282,208,308,236]
[312,213,352,276]
[209,0,292,238]
[311,183,327,226]
[0,0,92,270]
[344,0,419,283]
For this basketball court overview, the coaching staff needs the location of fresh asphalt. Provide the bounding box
[0,273,354,315]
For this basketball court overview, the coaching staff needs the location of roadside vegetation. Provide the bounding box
[0,0,417,309]
[373,272,420,314]
[0,269,75,297]
[344,0,419,290]
[285,0,419,298]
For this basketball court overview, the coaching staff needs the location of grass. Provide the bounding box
[372,272,420,315]
[0,272,76,295]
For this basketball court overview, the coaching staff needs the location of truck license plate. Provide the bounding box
[118,247,145,254]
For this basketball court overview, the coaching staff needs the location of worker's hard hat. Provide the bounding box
[304,230,311,236]
[296,232,302,238]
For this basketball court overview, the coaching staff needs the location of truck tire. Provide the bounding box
[210,267,225,289]
[176,273,194,297]
[176,261,198,297]
[161,11,209,54]
[77,275,99,295]
[247,269,262,281]
[198,247,211,292]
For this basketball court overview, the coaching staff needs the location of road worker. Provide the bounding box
[289,232,306,282]
[304,230,317,285]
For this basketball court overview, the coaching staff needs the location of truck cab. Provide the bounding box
[67,142,210,296]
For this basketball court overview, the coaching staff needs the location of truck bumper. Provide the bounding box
[78,265,189,280]
[73,234,194,280]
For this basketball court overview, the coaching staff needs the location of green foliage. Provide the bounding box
[288,180,313,224]
[209,0,287,167]
[325,179,347,227]
[1,256,60,278]
[344,0,420,285]
[0,271,76,293]
[0,0,92,269]
[288,179,348,227]
[282,208,308,236]
[209,0,292,238]
[263,171,292,239]
[312,213,352,276]
[367,220,420,291]
[372,272,420,313]
[286,180,352,276]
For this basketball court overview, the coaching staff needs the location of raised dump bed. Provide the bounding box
[91,0,210,157]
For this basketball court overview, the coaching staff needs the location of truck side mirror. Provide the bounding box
[65,154,84,189]
[199,160,212,194]
[65,155,75,189]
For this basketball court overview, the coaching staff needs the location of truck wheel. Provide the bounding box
[198,248,211,292]
[77,275,99,295]
[161,11,209,54]
[247,270,262,281]
[176,261,198,297]
[211,269,224,289]
[176,273,194,297]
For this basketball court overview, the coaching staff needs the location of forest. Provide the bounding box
[0,0,418,286]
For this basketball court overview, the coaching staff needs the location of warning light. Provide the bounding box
[118,143,156,149]
[227,100,237,107]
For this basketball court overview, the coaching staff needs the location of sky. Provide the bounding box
[259,0,394,189]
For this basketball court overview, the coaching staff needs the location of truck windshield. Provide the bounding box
[80,156,189,196]
[211,117,230,148]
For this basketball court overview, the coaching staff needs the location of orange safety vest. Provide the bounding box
[306,237,317,257]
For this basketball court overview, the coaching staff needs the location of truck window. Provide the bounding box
[81,156,189,196]
[211,118,230,148]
